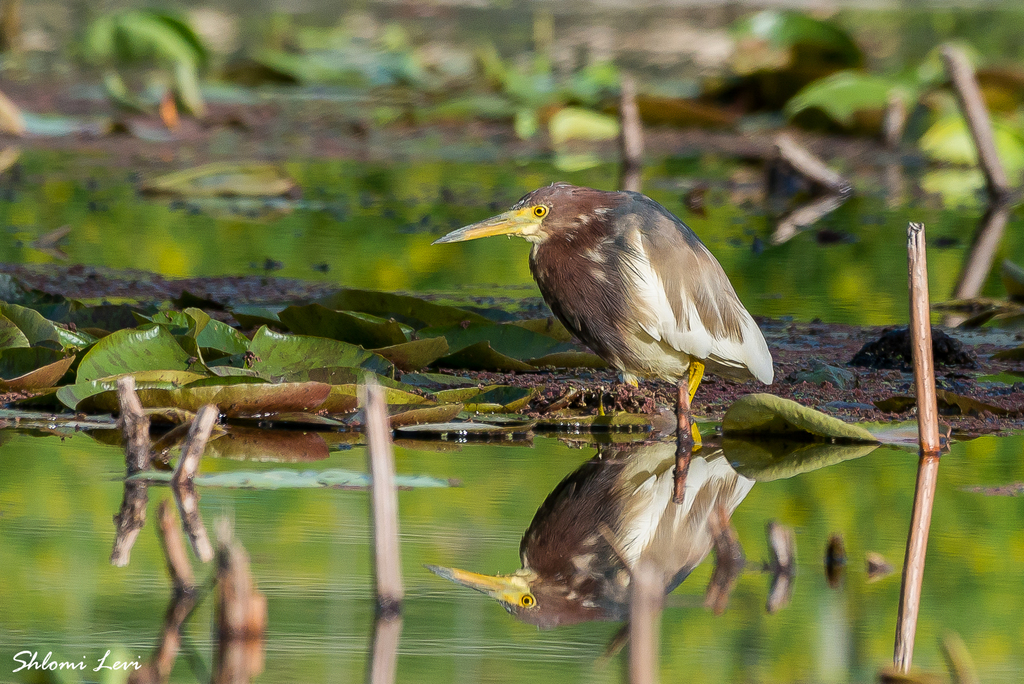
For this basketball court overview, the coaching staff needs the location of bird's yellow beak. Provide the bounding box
[426,565,533,605]
[432,208,542,244]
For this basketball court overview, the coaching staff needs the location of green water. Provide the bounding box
[1,150,1022,326]
[1,430,1022,683]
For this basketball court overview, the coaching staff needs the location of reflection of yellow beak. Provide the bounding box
[425,565,532,605]
[432,208,542,244]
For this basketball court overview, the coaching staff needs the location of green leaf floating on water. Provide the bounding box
[437,341,535,372]
[0,302,94,349]
[316,289,490,328]
[319,383,430,414]
[57,369,208,410]
[874,390,1008,416]
[463,386,536,413]
[76,325,195,382]
[278,303,408,348]
[130,468,452,489]
[248,326,393,378]
[141,162,297,198]
[373,337,449,372]
[0,348,75,390]
[537,411,654,430]
[90,379,332,416]
[389,403,463,427]
[920,114,1024,176]
[722,393,878,442]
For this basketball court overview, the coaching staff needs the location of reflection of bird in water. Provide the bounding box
[434,183,774,443]
[427,442,753,628]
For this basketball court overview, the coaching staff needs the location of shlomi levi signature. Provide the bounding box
[12,650,141,673]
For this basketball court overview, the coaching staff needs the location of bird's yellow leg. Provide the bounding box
[687,361,705,404]
[687,362,704,448]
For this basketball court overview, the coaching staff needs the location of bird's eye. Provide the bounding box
[521,594,536,608]
[533,205,548,218]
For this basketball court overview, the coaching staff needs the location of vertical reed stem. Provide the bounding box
[894,222,942,672]
[365,379,404,614]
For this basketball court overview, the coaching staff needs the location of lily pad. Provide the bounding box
[248,326,392,378]
[920,114,1024,176]
[1003,260,1024,302]
[401,372,478,389]
[437,341,535,372]
[141,162,297,197]
[316,289,490,328]
[548,107,620,146]
[0,314,30,350]
[278,303,408,348]
[420,322,575,360]
[529,351,607,369]
[463,386,536,413]
[93,380,332,416]
[536,411,655,430]
[722,394,878,442]
[319,383,430,414]
[373,336,450,372]
[389,403,463,427]
[509,317,572,341]
[0,349,74,390]
[992,345,1024,360]
[56,369,207,410]
[130,468,451,489]
[786,71,906,129]
[229,306,282,328]
[76,325,195,382]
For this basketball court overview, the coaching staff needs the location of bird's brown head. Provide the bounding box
[425,564,609,629]
[432,183,626,246]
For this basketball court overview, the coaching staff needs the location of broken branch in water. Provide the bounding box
[171,404,219,563]
[117,375,151,474]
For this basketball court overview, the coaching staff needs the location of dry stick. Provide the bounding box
[765,521,796,614]
[894,222,943,673]
[775,133,852,196]
[952,200,1012,300]
[618,74,644,193]
[171,405,219,563]
[628,560,661,684]
[771,192,848,245]
[883,92,908,149]
[368,614,403,684]
[941,46,1011,201]
[117,375,151,474]
[364,379,404,615]
[110,479,149,567]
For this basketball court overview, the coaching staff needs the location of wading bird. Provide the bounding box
[433,183,773,444]
[427,442,753,628]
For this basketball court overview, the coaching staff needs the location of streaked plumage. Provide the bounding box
[427,443,754,628]
[434,183,773,391]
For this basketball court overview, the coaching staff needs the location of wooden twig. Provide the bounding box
[628,560,660,684]
[368,615,403,684]
[775,134,852,196]
[364,379,404,614]
[110,479,149,567]
[941,45,1011,201]
[172,404,218,487]
[117,375,151,474]
[213,519,266,684]
[171,405,219,563]
[618,74,644,193]
[894,222,943,673]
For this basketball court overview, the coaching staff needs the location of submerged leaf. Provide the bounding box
[141,162,297,197]
[202,427,331,462]
[723,393,878,442]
